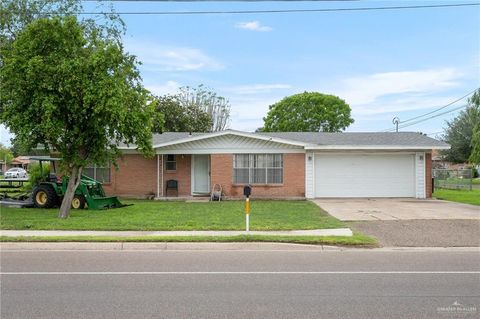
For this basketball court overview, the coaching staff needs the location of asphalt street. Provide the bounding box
[1,246,479,319]
[350,219,480,247]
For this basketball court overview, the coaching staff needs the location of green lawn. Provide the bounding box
[0,233,378,247]
[433,188,480,206]
[0,200,345,231]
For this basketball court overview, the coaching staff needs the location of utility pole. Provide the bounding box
[392,117,400,132]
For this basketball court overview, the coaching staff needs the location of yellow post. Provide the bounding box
[245,197,250,232]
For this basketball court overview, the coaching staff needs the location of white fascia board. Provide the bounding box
[156,148,306,155]
[152,130,307,149]
[305,145,450,150]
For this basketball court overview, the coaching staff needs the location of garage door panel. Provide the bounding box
[314,154,415,198]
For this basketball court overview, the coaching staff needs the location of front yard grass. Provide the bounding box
[433,188,480,206]
[1,199,345,231]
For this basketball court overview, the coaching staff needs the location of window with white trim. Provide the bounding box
[165,154,176,171]
[83,164,111,183]
[233,154,283,184]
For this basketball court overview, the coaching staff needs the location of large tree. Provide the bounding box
[0,0,123,46]
[469,124,480,165]
[262,92,354,132]
[152,95,212,133]
[441,90,480,163]
[177,85,231,132]
[0,17,154,218]
[0,143,13,165]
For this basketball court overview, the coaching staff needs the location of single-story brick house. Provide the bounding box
[101,130,449,199]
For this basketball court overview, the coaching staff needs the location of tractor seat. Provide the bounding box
[48,173,58,183]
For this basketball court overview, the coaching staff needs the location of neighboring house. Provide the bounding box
[102,130,449,199]
[431,149,473,170]
[9,156,31,169]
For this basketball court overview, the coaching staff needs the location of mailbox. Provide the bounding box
[243,185,252,198]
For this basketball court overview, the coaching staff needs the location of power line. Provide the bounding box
[33,2,480,15]
[379,89,478,132]
[385,104,468,132]
[399,88,478,124]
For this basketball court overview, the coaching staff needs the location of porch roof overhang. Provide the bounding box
[152,130,308,149]
[150,130,308,154]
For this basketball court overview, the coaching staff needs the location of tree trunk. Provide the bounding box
[58,166,83,219]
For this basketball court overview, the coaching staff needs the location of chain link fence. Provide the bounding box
[433,169,474,191]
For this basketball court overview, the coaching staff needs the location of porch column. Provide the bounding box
[156,154,160,198]
[161,154,164,197]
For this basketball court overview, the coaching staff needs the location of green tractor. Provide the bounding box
[31,157,126,210]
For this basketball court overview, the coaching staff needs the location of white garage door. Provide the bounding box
[314,153,416,198]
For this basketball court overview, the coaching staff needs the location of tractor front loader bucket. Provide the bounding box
[85,195,130,210]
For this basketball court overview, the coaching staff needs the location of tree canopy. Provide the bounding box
[469,124,480,165]
[0,143,14,164]
[0,0,124,46]
[262,92,354,132]
[152,95,212,133]
[177,85,231,132]
[0,17,154,218]
[441,90,480,163]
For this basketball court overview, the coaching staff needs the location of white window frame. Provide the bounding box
[233,154,283,185]
[84,164,111,183]
[165,154,177,171]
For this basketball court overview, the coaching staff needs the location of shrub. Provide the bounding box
[28,163,50,187]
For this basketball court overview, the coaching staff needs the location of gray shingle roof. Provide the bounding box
[152,132,205,145]
[255,132,449,147]
[120,130,448,148]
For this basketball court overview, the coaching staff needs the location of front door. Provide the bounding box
[192,155,210,194]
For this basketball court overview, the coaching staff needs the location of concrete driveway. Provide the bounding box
[313,198,479,221]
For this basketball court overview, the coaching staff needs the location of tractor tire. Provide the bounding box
[33,185,58,208]
[71,195,86,209]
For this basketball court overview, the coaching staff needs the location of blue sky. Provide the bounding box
[1,0,479,145]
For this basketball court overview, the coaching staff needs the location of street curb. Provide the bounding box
[0,228,353,237]
[1,242,479,251]
[0,242,325,251]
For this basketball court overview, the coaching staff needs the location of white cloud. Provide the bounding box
[330,68,464,115]
[125,41,223,72]
[223,83,292,95]
[228,96,280,131]
[146,81,181,96]
[219,83,293,131]
[235,21,273,32]
[338,68,461,105]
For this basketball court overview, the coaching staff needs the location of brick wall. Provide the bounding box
[162,154,191,196]
[103,154,157,198]
[103,154,192,198]
[104,153,305,198]
[211,153,305,198]
[426,152,432,198]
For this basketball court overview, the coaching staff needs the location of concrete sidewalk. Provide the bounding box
[0,228,353,237]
